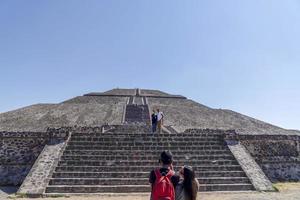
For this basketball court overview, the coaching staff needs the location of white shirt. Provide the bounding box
[157,111,164,121]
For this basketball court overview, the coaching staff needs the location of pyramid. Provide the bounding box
[0,88,299,197]
[0,88,298,135]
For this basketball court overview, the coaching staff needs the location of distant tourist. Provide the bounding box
[151,109,158,133]
[149,150,179,200]
[175,166,199,200]
[156,108,164,133]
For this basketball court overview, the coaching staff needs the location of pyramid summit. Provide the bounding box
[0,88,298,135]
[1,88,300,196]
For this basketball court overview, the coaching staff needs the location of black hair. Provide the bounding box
[183,166,198,200]
[160,150,173,165]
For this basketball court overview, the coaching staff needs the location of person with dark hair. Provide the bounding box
[175,166,199,200]
[149,151,180,200]
[151,109,158,133]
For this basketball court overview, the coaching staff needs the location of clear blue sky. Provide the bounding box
[0,1,299,130]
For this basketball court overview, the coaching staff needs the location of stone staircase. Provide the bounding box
[124,104,150,124]
[45,125,254,194]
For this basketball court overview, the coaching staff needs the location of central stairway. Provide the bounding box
[124,95,150,124]
[124,104,149,124]
[45,125,254,194]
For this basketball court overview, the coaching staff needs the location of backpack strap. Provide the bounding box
[166,169,175,180]
[155,168,174,180]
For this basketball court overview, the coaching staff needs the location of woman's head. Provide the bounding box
[180,166,198,200]
[179,165,195,180]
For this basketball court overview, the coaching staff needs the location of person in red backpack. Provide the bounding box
[149,150,180,200]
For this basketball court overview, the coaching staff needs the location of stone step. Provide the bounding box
[60,154,235,161]
[104,128,150,133]
[58,160,239,166]
[49,177,250,185]
[72,132,224,137]
[125,115,149,118]
[63,149,231,156]
[199,183,254,191]
[70,136,222,142]
[125,112,148,115]
[65,145,227,151]
[52,171,246,178]
[67,141,223,146]
[200,177,250,184]
[45,185,149,193]
[124,104,149,123]
[45,183,254,193]
[125,119,149,122]
[55,165,243,172]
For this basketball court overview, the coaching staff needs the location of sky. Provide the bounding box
[0,0,299,130]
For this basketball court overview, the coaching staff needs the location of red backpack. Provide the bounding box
[152,168,175,200]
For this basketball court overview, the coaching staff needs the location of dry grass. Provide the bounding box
[273,182,300,191]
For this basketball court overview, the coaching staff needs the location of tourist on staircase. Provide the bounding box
[151,110,158,133]
[149,151,180,200]
[175,166,199,200]
[156,108,164,134]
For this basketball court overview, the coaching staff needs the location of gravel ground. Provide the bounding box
[2,183,300,200]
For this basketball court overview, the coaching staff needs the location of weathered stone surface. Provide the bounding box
[262,163,300,182]
[0,96,127,132]
[147,97,300,135]
[0,88,300,195]
[0,132,47,185]
[235,135,300,182]
[227,142,274,191]
[17,140,66,197]
[0,131,68,186]
[0,165,31,186]
[84,88,186,99]
[45,126,254,193]
[124,104,150,124]
[0,88,299,136]
[85,88,137,96]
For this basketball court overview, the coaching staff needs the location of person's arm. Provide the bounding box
[171,173,180,188]
[195,178,200,190]
[149,170,156,185]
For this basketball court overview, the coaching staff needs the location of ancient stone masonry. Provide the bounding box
[17,140,67,197]
[124,105,150,124]
[225,133,300,182]
[0,132,47,186]
[0,131,68,186]
[226,142,274,191]
[147,97,300,135]
[45,126,255,194]
[124,92,150,124]
[1,88,300,196]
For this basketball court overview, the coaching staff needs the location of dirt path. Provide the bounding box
[5,183,300,200]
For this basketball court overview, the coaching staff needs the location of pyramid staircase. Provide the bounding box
[124,96,150,124]
[45,125,254,194]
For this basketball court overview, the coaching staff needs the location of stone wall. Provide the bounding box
[186,129,300,182]
[0,131,68,186]
[47,125,151,135]
[226,133,300,182]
